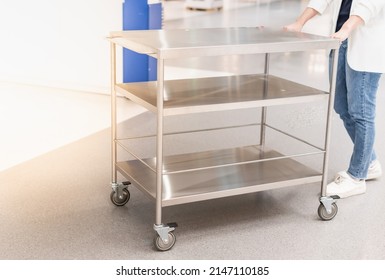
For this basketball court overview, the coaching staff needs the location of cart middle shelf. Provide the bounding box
[115,74,329,116]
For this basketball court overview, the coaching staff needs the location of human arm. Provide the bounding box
[333,0,384,41]
[284,7,319,32]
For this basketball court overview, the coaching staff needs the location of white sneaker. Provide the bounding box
[327,171,366,199]
[367,160,382,180]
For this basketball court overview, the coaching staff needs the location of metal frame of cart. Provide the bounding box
[107,28,340,251]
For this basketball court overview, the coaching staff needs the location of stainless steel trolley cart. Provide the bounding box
[107,28,340,251]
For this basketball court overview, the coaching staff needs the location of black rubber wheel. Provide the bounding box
[318,202,338,221]
[154,232,176,251]
[110,188,130,206]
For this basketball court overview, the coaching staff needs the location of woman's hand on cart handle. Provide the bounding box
[331,15,364,42]
[283,22,303,32]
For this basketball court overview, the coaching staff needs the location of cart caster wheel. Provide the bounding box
[154,232,176,251]
[110,188,130,206]
[318,202,338,221]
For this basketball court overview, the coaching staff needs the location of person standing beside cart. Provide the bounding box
[284,0,385,198]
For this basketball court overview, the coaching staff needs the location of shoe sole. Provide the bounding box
[327,186,366,199]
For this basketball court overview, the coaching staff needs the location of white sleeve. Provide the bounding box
[308,0,334,14]
[351,0,385,24]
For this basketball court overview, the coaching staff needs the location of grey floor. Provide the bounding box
[1,0,385,260]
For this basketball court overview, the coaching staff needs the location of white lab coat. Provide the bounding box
[306,0,385,73]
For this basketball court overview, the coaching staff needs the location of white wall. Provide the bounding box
[0,0,122,94]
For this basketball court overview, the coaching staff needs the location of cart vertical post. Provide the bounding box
[321,48,339,196]
[317,48,339,221]
[110,42,118,184]
[152,55,178,250]
[260,53,270,146]
[155,55,164,226]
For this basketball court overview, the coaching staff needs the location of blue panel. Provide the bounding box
[148,3,162,81]
[123,0,148,30]
[122,1,162,82]
[122,0,149,83]
[123,49,149,82]
[149,3,162,29]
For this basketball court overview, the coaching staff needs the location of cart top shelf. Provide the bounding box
[109,27,339,59]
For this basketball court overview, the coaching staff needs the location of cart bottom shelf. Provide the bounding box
[116,148,322,206]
